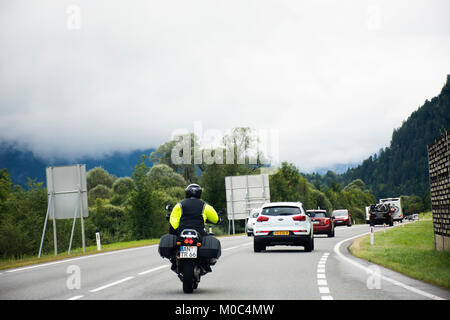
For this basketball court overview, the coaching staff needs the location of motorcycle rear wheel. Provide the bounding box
[182,260,195,294]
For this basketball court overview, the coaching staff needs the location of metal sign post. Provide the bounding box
[38,164,88,258]
[225,174,270,235]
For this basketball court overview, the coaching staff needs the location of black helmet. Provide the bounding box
[185,184,202,199]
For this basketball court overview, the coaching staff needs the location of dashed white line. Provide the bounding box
[89,276,135,293]
[319,286,330,294]
[67,295,84,300]
[318,279,328,286]
[317,252,333,300]
[138,265,170,275]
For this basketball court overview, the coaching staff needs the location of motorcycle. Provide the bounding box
[158,204,225,293]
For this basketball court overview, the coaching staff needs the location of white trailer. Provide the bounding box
[365,206,371,224]
[379,197,403,222]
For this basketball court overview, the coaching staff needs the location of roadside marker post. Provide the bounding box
[96,232,101,251]
[370,226,374,245]
[383,223,386,233]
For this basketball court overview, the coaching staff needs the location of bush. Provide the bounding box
[88,184,111,206]
[147,164,187,189]
[87,167,114,190]
[112,177,134,195]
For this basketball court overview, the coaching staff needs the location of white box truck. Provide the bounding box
[365,206,371,224]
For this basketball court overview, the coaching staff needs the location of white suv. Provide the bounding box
[246,208,261,236]
[253,202,314,252]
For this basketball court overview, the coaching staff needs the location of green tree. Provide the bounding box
[88,184,111,206]
[147,164,187,189]
[86,167,114,190]
[112,177,134,195]
[127,155,156,239]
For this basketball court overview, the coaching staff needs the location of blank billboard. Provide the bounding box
[225,174,270,220]
[46,165,89,219]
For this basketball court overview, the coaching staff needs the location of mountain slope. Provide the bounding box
[340,75,450,198]
[0,144,155,186]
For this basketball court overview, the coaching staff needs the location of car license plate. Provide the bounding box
[180,246,197,258]
[313,221,320,224]
[274,231,289,235]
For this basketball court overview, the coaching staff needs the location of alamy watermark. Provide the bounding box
[366,265,382,290]
[66,5,81,30]
[66,265,81,290]
[170,122,279,166]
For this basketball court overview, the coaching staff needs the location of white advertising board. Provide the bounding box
[46,164,88,219]
[225,174,270,221]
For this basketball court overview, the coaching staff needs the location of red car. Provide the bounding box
[332,209,352,227]
[306,209,335,237]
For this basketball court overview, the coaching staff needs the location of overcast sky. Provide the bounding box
[1,0,449,172]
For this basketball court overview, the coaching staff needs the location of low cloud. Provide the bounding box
[1,0,449,171]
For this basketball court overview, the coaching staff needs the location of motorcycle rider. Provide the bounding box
[168,183,222,272]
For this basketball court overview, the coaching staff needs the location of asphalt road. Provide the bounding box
[0,223,448,300]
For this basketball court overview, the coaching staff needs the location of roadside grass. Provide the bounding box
[350,219,450,289]
[0,233,245,271]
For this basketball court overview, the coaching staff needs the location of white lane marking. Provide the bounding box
[222,243,252,251]
[5,245,159,273]
[318,279,328,286]
[67,295,84,300]
[4,237,251,274]
[138,265,170,275]
[317,252,333,300]
[89,276,135,293]
[334,229,446,301]
[319,286,330,294]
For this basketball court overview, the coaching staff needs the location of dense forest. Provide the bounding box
[306,75,450,209]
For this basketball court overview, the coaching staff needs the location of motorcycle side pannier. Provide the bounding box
[198,236,221,259]
[158,234,177,259]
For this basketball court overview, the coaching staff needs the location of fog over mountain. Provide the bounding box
[1,1,449,172]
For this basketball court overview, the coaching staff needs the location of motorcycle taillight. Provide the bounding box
[184,238,194,245]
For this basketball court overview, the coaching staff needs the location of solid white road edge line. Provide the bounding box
[89,276,135,293]
[333,230,446,301]
[67,295,84,300]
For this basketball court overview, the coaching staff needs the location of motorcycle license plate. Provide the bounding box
[274,231,289,235]
[180,246,197,258]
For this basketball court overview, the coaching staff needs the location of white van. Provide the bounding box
[365,206,371,224]
[379,198,403,222]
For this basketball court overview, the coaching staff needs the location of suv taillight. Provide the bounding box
[292,215,306,221]
[257,215,269,222]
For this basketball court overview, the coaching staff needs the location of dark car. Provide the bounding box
[306,209,335,237]
[369,203,394,226]
[332,209,352,227]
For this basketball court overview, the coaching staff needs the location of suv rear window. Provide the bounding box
[261,206,301,216]
[307,211,329,218]
[333,210,348,217]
